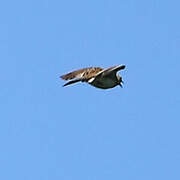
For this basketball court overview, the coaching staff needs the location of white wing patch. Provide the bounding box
[76,72,85,79]
[88,77,95,83]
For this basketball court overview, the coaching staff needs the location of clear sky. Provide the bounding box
[0,0,180,179]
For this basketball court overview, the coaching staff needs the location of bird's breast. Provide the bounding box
[90,77,117,89]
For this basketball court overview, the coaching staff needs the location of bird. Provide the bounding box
[60,65,126,89]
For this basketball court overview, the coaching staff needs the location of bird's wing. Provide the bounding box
[60,67,104,87]
[62,79,82,87]
[95,65,126,78]
[60,67,103,81]
[60,68,90,80]
[80,67,103,81]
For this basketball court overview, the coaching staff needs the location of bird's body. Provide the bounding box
[89,76,119,89]
[60,65,125,89]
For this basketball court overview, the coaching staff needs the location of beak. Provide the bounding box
[119,80,124,88]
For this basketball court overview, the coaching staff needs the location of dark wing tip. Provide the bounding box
[60,72,75,80]
[60,74,66,80]
[62,79,81,87]
[113,65,126,72]
[120,65,126,69]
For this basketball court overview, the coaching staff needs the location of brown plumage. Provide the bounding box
[60,67,103,81]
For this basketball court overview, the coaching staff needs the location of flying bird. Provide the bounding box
[60,65,126,89]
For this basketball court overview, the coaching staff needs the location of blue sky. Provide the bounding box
[0,0,180,179]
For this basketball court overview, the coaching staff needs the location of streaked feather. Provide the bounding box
[60,67,103,80]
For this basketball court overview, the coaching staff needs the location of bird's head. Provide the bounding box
[117,74,124,88]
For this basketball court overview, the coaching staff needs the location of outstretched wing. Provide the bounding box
[60,67,104,86]
[60,68,90,80]
[60,67,103,80]
[62,79,82,87]
[95,65,125,78]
